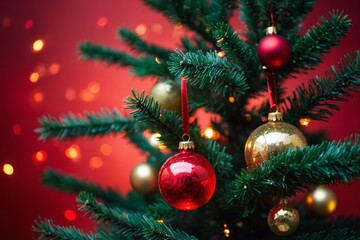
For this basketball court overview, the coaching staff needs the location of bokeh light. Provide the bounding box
[12,123,22,135]
[299,118,311,127]
[88,81,100,93]
[89,156,103,169]
[33,39,44,52]
[149,133,161,148]
[204,127,215,139]
[152,23,163,33]
[97,17,108,27]
[135,24,147,35]
[223,224,230,238]
[25,19,34,29]
[228,96,235,103]
[64,210,76,221]
[2,17,11,28]
[33,91,44,103]
[100,144,112,156]
[30,72,40,83]
[65,88,77,101]
[65,144,81,161]
[80,89,97,102]
[217,51,226,58]
[34,150,47,162]
[49,63,61,75]
[155,57,161,64]
[3,164,14,175]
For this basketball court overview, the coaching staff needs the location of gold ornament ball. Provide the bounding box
[268,200,300,236]
[305,185,337,217]
[244,112,308,168]
[150,79,181,113]
[130,162,158,195]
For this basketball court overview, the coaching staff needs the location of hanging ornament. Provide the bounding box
[130,162,158,195]
[257,8,291,70]
[150,78,181,113]
[305,185,337,217]
[268,199,300,236]
[158,78,216,210]
[244,110,308,167]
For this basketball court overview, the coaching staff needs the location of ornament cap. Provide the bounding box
[268,111,283,122]
[266,26,277,35]
[179,140,195,150]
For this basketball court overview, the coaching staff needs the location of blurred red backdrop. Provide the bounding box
[1,0,359,238]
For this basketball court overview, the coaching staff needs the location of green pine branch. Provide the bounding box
[77,192,198,240]
[146,199,182,222]
[42,169,147,210]
[118,28,172,59]
[80,42,169,77]
[33,218,95,240]
[212,22,259,75]
[36,108,134,140]
[205,0,237,23]
[168,50,249,98]
[286,11,351,76]
[222,135,360,217]
[180,36,210,52]
[143,0,216,45]
[283,50,360,124]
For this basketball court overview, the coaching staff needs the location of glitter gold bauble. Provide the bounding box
[130,162,158,195]
[268,199,300,236]
[305,185,337,217]
[150,79,181,113]
[244,111,308,168]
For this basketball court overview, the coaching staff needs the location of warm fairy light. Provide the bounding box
[97,17,108,27]
[64,210,76,221]
[174,23,183,30]
[33,92,44,103]
[49,63,61,75]
[204,127,215,139]
[88,81,100,93]
[262,66,267,69]
[3,164,14,175]
[33,39,44,52]
[149,133,161,148]
[155,57,161,64]
[217,51,225,58]
[25,19,34,29]
[223,224,230,238]
[12,123,22,135]
[135,24,147,35]
[152,23,163,33]
[89,156,104,169]
[244,113,252,121]
[217,37,224,43]
[299,118,311,127]
[30,72,39,83]
[100,144,112,156]
[156,219,164,223]
[306,195,313,205]
[65,144,81,161]
[65,88,77,101]
[35,64,47,76]
[327,200,337,212]
[34,150,47,162]
[80,89,97,102]
[228,96,235,103]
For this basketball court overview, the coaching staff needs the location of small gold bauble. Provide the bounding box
[150,79,181,113]
[268,199,300,236]
[305,185,337,217]
[244,112,307,168]
[130,162,158,195]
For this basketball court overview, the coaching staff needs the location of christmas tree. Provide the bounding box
[33,0,360,239]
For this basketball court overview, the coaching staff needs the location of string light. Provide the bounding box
[156,219,164,223]
[155,57,161,64]
[204,127,215,139]
[65,144,81,161]
[64,210,76,221]
[217,51,226,58]
[223,224,230,238]
[33,39,44,52]
[3,164,14,175]
[149,133,161,148]
[228,96,235,103]
[299,118,311,127]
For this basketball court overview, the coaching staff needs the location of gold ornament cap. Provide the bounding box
[268,111,283,122]
[179,140,194,150]
[266,26,277,35]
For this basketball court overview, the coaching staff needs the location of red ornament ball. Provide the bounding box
[158,148,216,210]
[257,34,291,69]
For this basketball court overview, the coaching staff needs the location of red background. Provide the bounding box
[1,0,359,238]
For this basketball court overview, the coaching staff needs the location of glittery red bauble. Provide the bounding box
[257,34,291,69]
[158,149,216,210]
